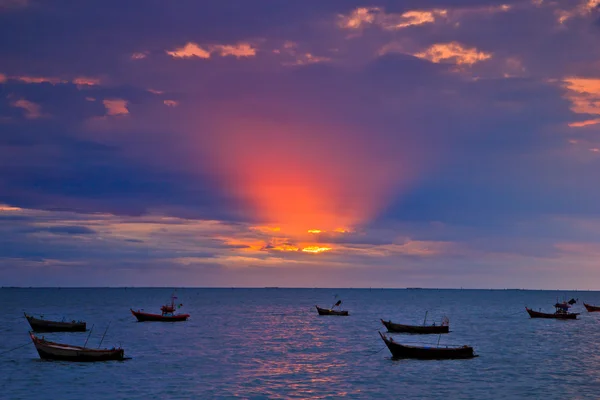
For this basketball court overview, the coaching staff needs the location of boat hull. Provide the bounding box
[526,308,578,319]
[381,319,449,334]
[30,333,124,362]
[315,306,349,316]
[379,332,476,360]
[584,303,600,312]
[130,309,189,322]
[25,314,86,332]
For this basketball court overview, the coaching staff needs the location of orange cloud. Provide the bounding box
[73,77,100,86]
[14,76,67,84]
[563,77,600,116]
[211,43,256,58]
[0,73,6,83]
[338,7,447,30]
[166,42,257,59]
[414,42,492,65]
[166,42,211,59]
[163,100,179,107]
[556,0,599,24]
[102,99,129,116]
[338,7,379,29]
[568,119,600,127]
[10,98,45,119]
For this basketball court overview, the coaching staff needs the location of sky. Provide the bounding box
[1,0,600,288]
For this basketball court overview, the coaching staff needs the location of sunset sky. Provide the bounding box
[1,0,600,288]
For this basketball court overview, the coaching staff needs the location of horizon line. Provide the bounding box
[0,286,595,291]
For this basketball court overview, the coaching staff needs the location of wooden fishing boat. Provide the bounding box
[379,332,476,360]
[526,305,579,320]
[131,292,189,322]
[29,332,124,362]
[24,313,86,332]
[381,319,449,334]
[584,303,600,312]
[315,306,349,316]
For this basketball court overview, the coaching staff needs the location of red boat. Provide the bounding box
[131,293,189,322]
[584,303,600,312]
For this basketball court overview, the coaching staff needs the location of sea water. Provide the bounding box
[1,288,599,399]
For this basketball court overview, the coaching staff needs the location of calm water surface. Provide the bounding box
[1,288,600,399]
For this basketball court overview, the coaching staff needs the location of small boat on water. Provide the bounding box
[316,299,348,316]
[378,332,476,360]
[131,292,189,322]
[526,302,579,320]
[315,306,349,316]
[29,332,125,362]
[24,313,86,332]
[381,316,449,334]
[584,303,600,312]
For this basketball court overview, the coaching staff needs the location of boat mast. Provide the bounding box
[98,321,111,349]
[423,311,428,326]
[83,324,94,348]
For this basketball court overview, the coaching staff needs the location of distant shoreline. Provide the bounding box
[0,287,595,291]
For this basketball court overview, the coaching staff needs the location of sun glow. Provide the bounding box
[301,246,332,253]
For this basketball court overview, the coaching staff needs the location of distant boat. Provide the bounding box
[24,313,86,332]
[584,303,600,312]
[379,332,476,360]
[29,332,125,362]
[315,306,348,316]
[526,303,579,320]
[131,292,189,322]
[381,318,449,334]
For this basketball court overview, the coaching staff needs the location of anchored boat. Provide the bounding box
[379,332,476,360]
[315,306,349,316]
[381,317,449,334]
[29,332,124,362]
[584,303,600,312]
[131,292,189,322]
[526,302,579,320]
[24,313,86,332]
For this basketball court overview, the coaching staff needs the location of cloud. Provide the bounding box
[0,73,5,83]
[338,7,447,31]
[212,43,257,58]
[166,42,211,59]
[555,0,600,24]
[72,77,100,86]
[10,98,45,119]
[163,99,178,107]
[413,42,492,65]
[102,99,129,116]
[131,52,148,60]
[13,76,67,84]
[166,42,257,59]
[568,118,600,127]
[563,77,600,116]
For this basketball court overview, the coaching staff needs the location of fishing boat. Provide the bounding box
[379,332,476,360]
[131,292,189,322]
[381,317,449,334]
[526,302,579,320]
[584,303,600,312]
[315,306,349,316]
[29,332,124,362]
[24,313,86,332]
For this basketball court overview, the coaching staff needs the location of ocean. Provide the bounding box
[1,288,598,399]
